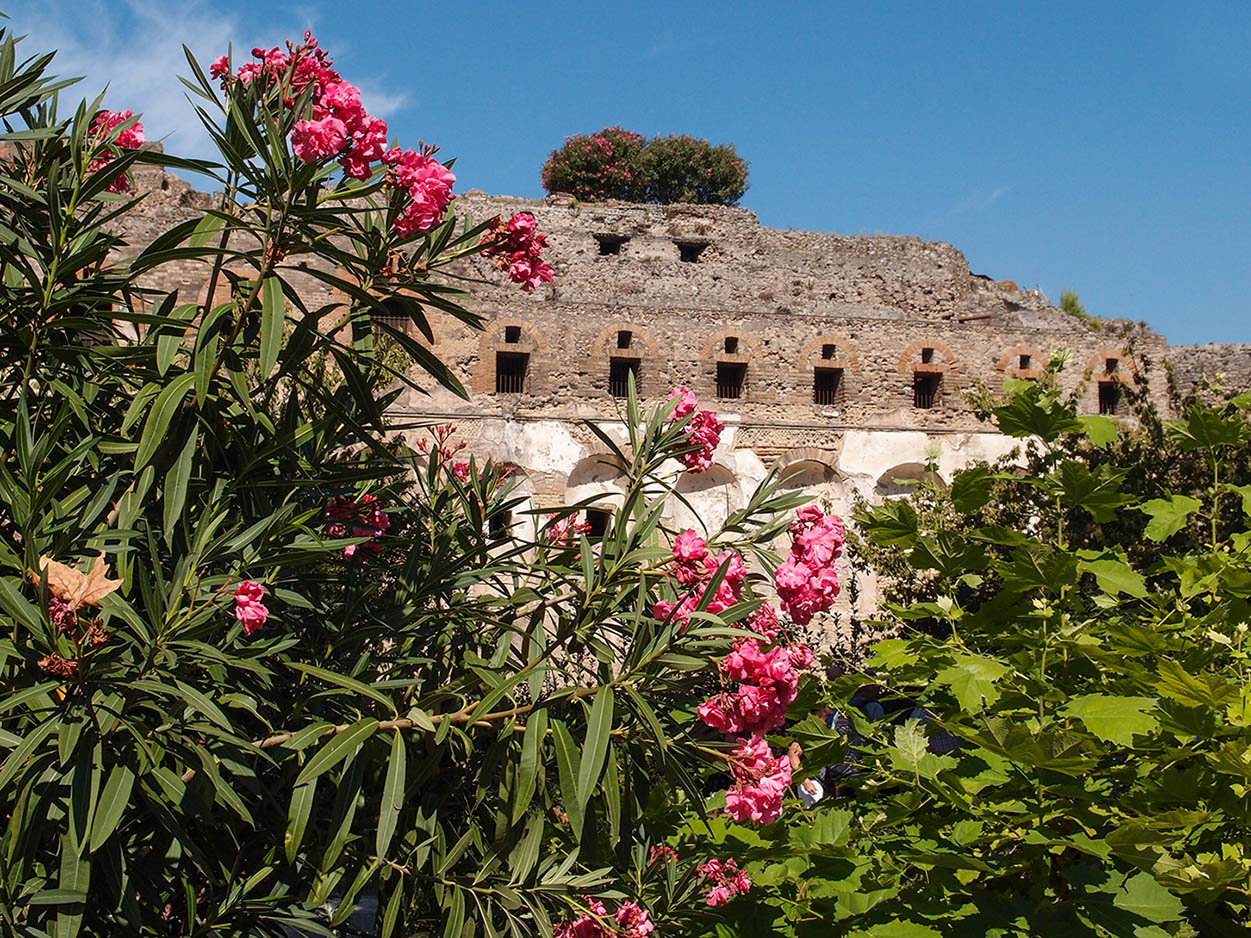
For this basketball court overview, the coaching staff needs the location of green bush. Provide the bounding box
[540,128,749,205]
[0,30,808,938]
[539,126,647,202]
[677,376,1251,936]
[638,135,748,207]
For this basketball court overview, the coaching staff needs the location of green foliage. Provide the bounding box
[540,127,749,205]
[683,375,1251,936]
[0,32,803,938]
[636,135,749,207]
[1060,288,1088,319]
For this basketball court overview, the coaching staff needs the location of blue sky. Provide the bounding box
[9,0,1249,344]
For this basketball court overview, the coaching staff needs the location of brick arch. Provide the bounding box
[997,345,1046,379]
[1086,349,1137,380]
[590,322,660,359]
[775,447,842,471]
[800,336,861,370]
[700,329,760,363]
[477,318,548,358]
[898,339,959,373]
[471,318,548,395]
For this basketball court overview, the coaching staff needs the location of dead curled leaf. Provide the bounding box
[30,553,122,610]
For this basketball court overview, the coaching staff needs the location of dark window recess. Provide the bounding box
[1105,357,1119,373]
[609,357,640,398]
[1018,354,1031,370]
[921,347,935,364]
[585,509,610,539]
[370,298,409,339]
[822,343,838,360]
[489,509,512,539]
[717,362,747,400]
[495,352,528,394]
[616,329,632,349]
[813,367,844,406]
[913,373,942,409]
[1098,381,1121,415]
[504,325,521,344]
[676,241,707,263]
[596,234,628,255]
[724,336,739,354]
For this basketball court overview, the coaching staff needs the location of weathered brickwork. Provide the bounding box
[106,169,1249,619]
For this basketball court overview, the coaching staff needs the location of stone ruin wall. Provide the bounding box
[108,166,1250,628]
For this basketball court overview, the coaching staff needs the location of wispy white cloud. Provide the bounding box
[949,184,1013,217]
[3,1,407,160]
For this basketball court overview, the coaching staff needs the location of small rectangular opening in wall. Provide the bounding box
[1098,380,1121,415]
[370,298,409,341]
[913,372,942,409]
[676,241,707,263]
[822,343,838,360]
[504,325,521,344]
[921,347,935,364]
[596,234,628,256]
[717,361,746,400]
[1018,354,1031,370]
[489,509,512,540]
[617,329,632,349]
[585,509,610,539]
[723,336,739,354]
[1105,357,1119,373]
[609,357,640,398]
[495,351,528,394]
[814,367,844,406]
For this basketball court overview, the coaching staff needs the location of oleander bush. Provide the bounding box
[540,128,748,206]
[0,28,833,938]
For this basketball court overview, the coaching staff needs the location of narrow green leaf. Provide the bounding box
[376,730,406,859]
[89,765,135,851]
[294,719,378,788]
[285,780,317,864]
[576,686,614,811]
[259,275,284,379]
[550,718,583,835]
[511,708,546,825]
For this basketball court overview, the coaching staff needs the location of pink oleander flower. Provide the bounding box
[234,581,268,636]
[668,385,699,419]
[210,56,230,79]
[725,736,792,824]
[389,147,457,236]
[323,494,390,560]
[648,844,678,865]
[451,461,471,482]
[480,212,554,292]
[553,898,609,938]
[698,857,752,905]
[547,513,591,547]
[290,116,347,162]
[88,110,146,193]
[614,901,654,938]
[774,508,844,624]
[747,602,780,642]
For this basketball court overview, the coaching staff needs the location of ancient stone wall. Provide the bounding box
[103,168,1248,623]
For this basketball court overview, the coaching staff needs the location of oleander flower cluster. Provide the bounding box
[553,897,654,938]
[212,33,388,180]
[774,505,845,624]
[668,386,723,473]
[696,858,752,907]
[546,512,592,547]
[88,109,145,192]
[724,734,792,825]
[479,212,555,292]
[233,580,268,636]
[322,493,391,560]
[652,529,745,629]
[384,143,457,236]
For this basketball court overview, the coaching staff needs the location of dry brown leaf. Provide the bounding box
[30,553,122,610]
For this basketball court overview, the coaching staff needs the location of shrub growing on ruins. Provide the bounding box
[541,128,749,205]
[540,125,648,202]
[637,135,749,207]
[0,30,836,938]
